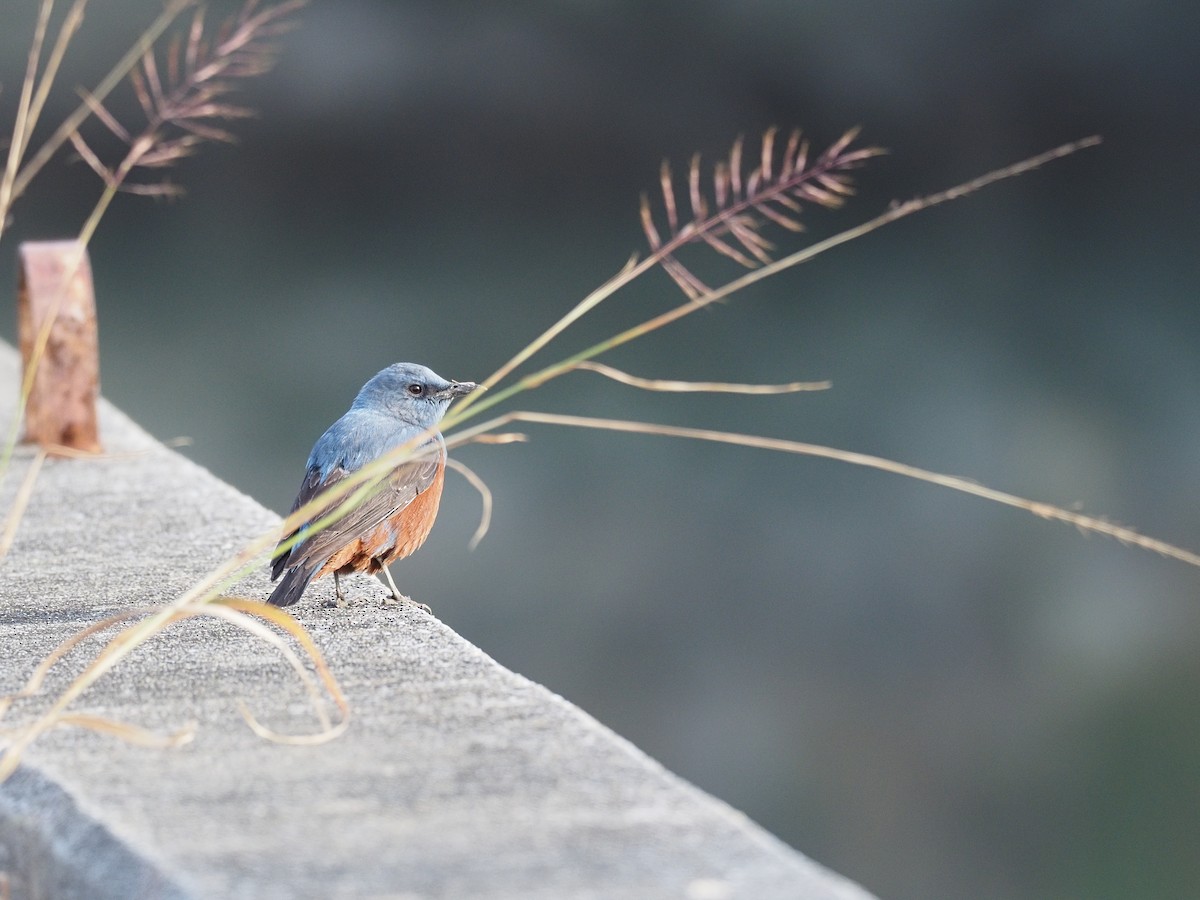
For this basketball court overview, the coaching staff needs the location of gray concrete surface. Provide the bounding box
[0,342,876,900]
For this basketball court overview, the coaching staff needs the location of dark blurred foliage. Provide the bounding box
[3,2,1199,897]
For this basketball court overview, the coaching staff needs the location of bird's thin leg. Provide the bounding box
[333,572,347,607]
[378,560,407,603]
[376,560,430,613]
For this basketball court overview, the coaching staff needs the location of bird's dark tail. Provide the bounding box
[267,565,314,607]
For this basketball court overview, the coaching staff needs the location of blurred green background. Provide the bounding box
[3,2,1199,897]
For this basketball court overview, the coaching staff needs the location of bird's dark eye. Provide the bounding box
[407,383,424,397]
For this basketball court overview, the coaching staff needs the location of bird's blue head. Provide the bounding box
[351,363,477,428]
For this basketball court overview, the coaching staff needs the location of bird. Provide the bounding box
[268,362,477,608]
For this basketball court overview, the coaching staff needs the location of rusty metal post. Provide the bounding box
[16,240,102,452]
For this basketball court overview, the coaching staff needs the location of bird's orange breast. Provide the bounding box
[316,461,446,577]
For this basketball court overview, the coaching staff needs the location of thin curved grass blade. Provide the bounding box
[445,456,494,550]
[50,713,196,747]
[210,597,349,720]
[452,409,1200,571]
[236,700,349,746]
[0,608,150,722]
[568,360,830,394]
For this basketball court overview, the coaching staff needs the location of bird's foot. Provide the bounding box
[382,591,431,615]
[376,562,429,612]
[319,573,352,608]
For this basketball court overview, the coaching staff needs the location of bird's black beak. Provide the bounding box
[445,380,478,399]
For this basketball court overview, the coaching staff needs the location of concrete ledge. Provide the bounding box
[0,343,875,899]
[0,767,187,900]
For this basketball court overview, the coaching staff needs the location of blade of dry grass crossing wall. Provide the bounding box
[0,341,876,900]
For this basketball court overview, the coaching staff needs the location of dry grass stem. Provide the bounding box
[237,700,349,745]
[0,448,46,558]
[468,433,528,445]
[2,1,55,211]
[566,360,830,394]
[463,253,648,402]
[23,1,91,160]
[449,410,1200,569]
[39,714,196,748]
[445,457,495,550]
[33,435,191,460]
[0,609,148,723]
[199,598,345,736]
[0,438,192,560]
